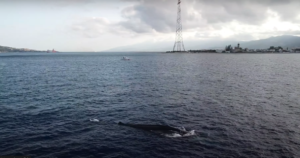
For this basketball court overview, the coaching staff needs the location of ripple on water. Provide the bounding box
[0,53,300,158]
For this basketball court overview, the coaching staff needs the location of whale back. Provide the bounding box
[118,122,186,134]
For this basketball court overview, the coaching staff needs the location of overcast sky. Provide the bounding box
[1,0,300,51]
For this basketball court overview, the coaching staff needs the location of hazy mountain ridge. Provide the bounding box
[0,45,44,52]
[107,35,300,52]
[240,35,300,49]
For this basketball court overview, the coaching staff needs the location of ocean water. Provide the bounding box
[0,52,300,158]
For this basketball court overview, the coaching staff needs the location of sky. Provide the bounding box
[1,0,300,52]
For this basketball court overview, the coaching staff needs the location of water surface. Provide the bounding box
[0,52,300,158]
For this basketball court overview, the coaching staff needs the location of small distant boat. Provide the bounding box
[121,56,130,60]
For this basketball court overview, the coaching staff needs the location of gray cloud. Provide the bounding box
[194,0,267,24]
[196,0,300,23]
[71,17,111,38]
[68,0,300,40]
[118,0,193,33]
[117,0,300,33]
[118,3,176,33]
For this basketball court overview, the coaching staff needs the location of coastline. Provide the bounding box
[166,51,299,54]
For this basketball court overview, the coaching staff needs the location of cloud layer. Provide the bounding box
[70,0,300,41]
[3,0,300,51]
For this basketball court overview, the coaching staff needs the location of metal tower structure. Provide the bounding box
[173,0,185,52]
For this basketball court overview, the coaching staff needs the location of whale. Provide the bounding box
[118,122,189,135]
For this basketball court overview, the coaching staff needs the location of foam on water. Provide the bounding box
[165,130,196,138]
[165,133,182,138]
[182,130,196,137]
[90,118,99,122]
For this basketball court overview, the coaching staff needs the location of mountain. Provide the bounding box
[106,35,300,52]
[240,35,300,49]
[0,45,44,52]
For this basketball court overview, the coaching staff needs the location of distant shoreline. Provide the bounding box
[0,51,58,53]
[166,51,300,54]
[1,51,299,54]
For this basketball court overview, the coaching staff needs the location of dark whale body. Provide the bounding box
[118,122,187,134]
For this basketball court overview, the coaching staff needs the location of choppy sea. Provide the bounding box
[0,52,300,158]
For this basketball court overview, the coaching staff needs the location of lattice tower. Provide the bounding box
[173,0,185,52]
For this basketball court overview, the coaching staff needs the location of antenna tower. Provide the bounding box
[173,0,185,52]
